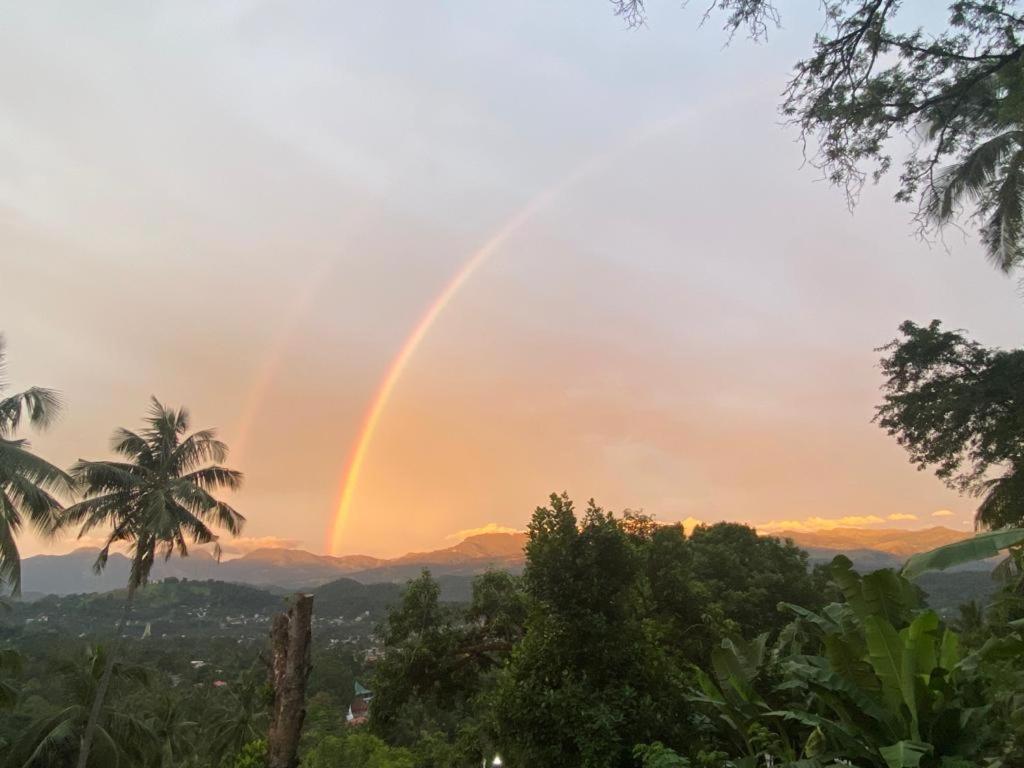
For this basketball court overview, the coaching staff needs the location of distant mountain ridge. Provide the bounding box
[21,531,530,595]
[21,526,967,596]
[770,526,970,557]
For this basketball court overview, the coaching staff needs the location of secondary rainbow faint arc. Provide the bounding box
[327,111,699,555]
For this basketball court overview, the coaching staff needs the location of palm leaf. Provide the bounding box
[926,130,1022,223]
[980,147,1024,271]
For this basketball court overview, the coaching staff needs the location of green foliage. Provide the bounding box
[357,494,822,766]
[687,522,823,642]
[877,320,1024,527]
[57,398,246,768]
[4,645,155,768]
[0,335,71,595]
[622,1,1024,272]
[206,667,270,766]
[493,494,691,768]
[0,492,1020,768]
[690,555,1017,767]
[903,529,1024,580]
[226,739,266,768]
[369,568,517,764]
[302,733,414,768]
[634,742,692,768]
[61,397,245,591]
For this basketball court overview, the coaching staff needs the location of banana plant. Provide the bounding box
[691,557,997,767]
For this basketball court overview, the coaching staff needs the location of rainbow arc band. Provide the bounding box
[327,111,701,555]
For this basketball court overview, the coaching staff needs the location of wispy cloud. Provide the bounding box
[757,515,888,534]
[446,523,522,541]
[887,513,918,521]
[932,509,955,518]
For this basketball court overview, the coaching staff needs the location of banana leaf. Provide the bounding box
[879,739,931,768]
[901,529,1024,580]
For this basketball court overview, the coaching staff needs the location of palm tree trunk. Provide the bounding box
[76,583,135,768]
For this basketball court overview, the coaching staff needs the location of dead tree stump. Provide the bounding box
[267,593,314,768]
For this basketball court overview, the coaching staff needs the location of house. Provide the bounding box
[346,681,373,726]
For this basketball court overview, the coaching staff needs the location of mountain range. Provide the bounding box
[20,526,970,597]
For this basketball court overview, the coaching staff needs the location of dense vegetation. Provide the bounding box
[0,500,1021,767]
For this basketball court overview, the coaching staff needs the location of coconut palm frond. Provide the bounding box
[170,430,228,473]
[927,130,1023,223]
[979,148,1024,272]
[976,465,1024,529]
[181,466,243,493]
[0,386,63,436]
[0,339,68,596]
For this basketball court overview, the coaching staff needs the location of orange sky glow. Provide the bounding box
[2,2,1018,560]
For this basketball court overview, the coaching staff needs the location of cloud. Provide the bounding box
[216,536,302,558]
[932,509,955,518]
[887,513,918,521]
[446,523,523,541]
[757,515,887,533]
[679,516,705,533]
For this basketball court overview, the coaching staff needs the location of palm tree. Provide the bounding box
[205,668,269,765]
[0,335,72,594]
[0,647,22,717]
[61,397,244,768]
[3,645,154,768]
[144,694,197,768]
[925,71,1024,273]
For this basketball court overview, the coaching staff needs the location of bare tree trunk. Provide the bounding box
[77,584,135,768]
[267,593,314,768]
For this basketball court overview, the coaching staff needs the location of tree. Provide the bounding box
[143,694,197,768]
[4,646,154,768]
[369,571,471,745]
[0,335,71,594]
[623,514,824,664]
[60,397,245,768]
[616,1,1024,273]
[493,494,690,768]
[367,569,525,766]
[207,669,270,766]
[876,320,1024,527]
[687,522,823,640]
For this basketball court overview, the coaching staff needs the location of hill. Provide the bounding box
[21,531,528,595]
[774,526,969,557]
[21,526,974,596]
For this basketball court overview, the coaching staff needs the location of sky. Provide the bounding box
[2,0,1022,559]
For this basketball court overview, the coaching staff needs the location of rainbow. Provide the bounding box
[325,111,700,555]
[231,255,337,464]
[231,200,383,463]
[326,196,551,554]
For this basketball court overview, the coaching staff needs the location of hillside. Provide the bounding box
[21,531,528,595]
[774,526,970,557]
[0,576,419,640]
[21,526,973,596]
